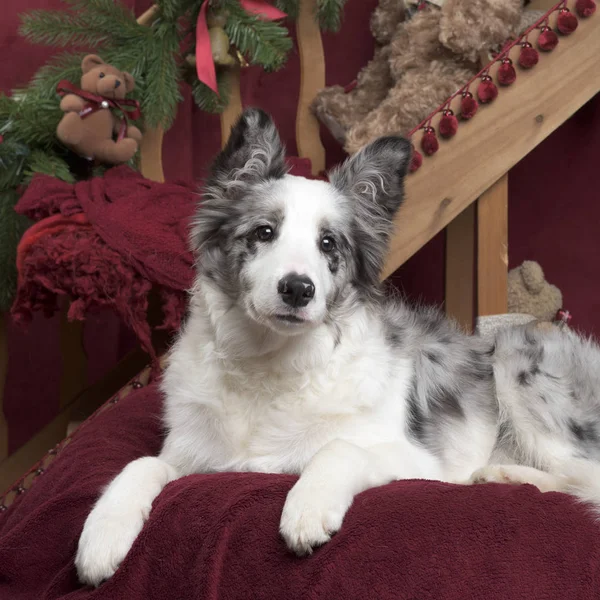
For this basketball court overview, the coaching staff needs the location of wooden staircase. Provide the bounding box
[383,0,600,328]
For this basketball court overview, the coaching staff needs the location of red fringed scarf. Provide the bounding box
[12,167,196,366]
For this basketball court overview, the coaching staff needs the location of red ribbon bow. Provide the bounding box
[56,80,142,141]
[196,0,287,94]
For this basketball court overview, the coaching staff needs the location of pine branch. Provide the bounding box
[0,141,29,191]
[141,22,182,128]
[191,69,230,113]
[64,0,145,42]
[8,90,64,148]
[29,53,83,99]
[156,0,198,21]
[274,0,299,19]
[316,0,347,32]
[20,10,108,47]
[223,1,292,71]
[24,149,75,183]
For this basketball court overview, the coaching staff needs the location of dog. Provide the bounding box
[76,108,600,586]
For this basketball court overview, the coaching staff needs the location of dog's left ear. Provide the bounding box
[209,107,287,191]
[329,136,412,220]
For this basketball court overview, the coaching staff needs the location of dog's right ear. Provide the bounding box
[208,108,287,192]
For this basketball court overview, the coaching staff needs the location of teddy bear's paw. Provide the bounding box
[57,112,84,146]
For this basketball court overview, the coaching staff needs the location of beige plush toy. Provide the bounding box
[56,54,142,164]
[508,260,562,322]
[312,0,542,154]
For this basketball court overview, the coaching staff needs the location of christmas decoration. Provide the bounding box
[518,41,539,68]
[409,146,423,172]
[497,58,517,85]
[557,7,579,33]
[421,126,439,156]
[537,25,559,51]
[460,92,479,120]
[438,109,458,138]
[477,75,498,104]
[56,55,142,164]
[575,0,596,18]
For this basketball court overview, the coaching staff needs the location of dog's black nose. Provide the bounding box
[115,80,121,88]
[278,274,315,308]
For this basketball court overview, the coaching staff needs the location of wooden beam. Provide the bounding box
[477,174,509,317]
[382,6,600,278]
[295,0,326,174]
[445,204,475,332]
[137,5,164,182]
[220,67,243,148]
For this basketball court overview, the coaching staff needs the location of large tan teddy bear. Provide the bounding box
[56,54,142,164]
[313,0,541,154]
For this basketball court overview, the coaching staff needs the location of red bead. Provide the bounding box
[537,27,559,51]
[518,43,539,69]
[409,147,423,173]
[576,0,596,17]
[477,77,498,104]
[421,128,439,156]
[497,58,516,85]
[438,110,458,139]
[460,92,478,120]
[557,8,578,34]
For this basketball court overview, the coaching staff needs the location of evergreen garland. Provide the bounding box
[0,0,347,310]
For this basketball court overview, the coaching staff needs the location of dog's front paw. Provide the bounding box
[279,482,351,556]
[75,506,147,586]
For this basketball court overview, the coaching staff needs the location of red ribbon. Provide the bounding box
[56,80,142,141]
[195,0,287,94]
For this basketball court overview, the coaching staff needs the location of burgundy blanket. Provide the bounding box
[0,380,599,599]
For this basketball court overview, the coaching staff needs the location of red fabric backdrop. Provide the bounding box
[1,0,599,455]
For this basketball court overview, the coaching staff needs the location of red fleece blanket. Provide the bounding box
[0,380,599,599]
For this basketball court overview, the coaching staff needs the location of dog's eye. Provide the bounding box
[254,225,274,242]
[99,72,105,78]
[320,236,335,253]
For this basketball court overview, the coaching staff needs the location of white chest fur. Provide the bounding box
[160,298,413,477]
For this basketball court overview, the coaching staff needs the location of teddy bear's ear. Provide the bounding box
[81,54,105,73]
[122,72,135,93]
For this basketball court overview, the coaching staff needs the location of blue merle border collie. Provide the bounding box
[76,108,600,586]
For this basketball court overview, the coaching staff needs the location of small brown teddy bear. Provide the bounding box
[313,0,540,154]
[56,54,142,164]
[508,260,563,322]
